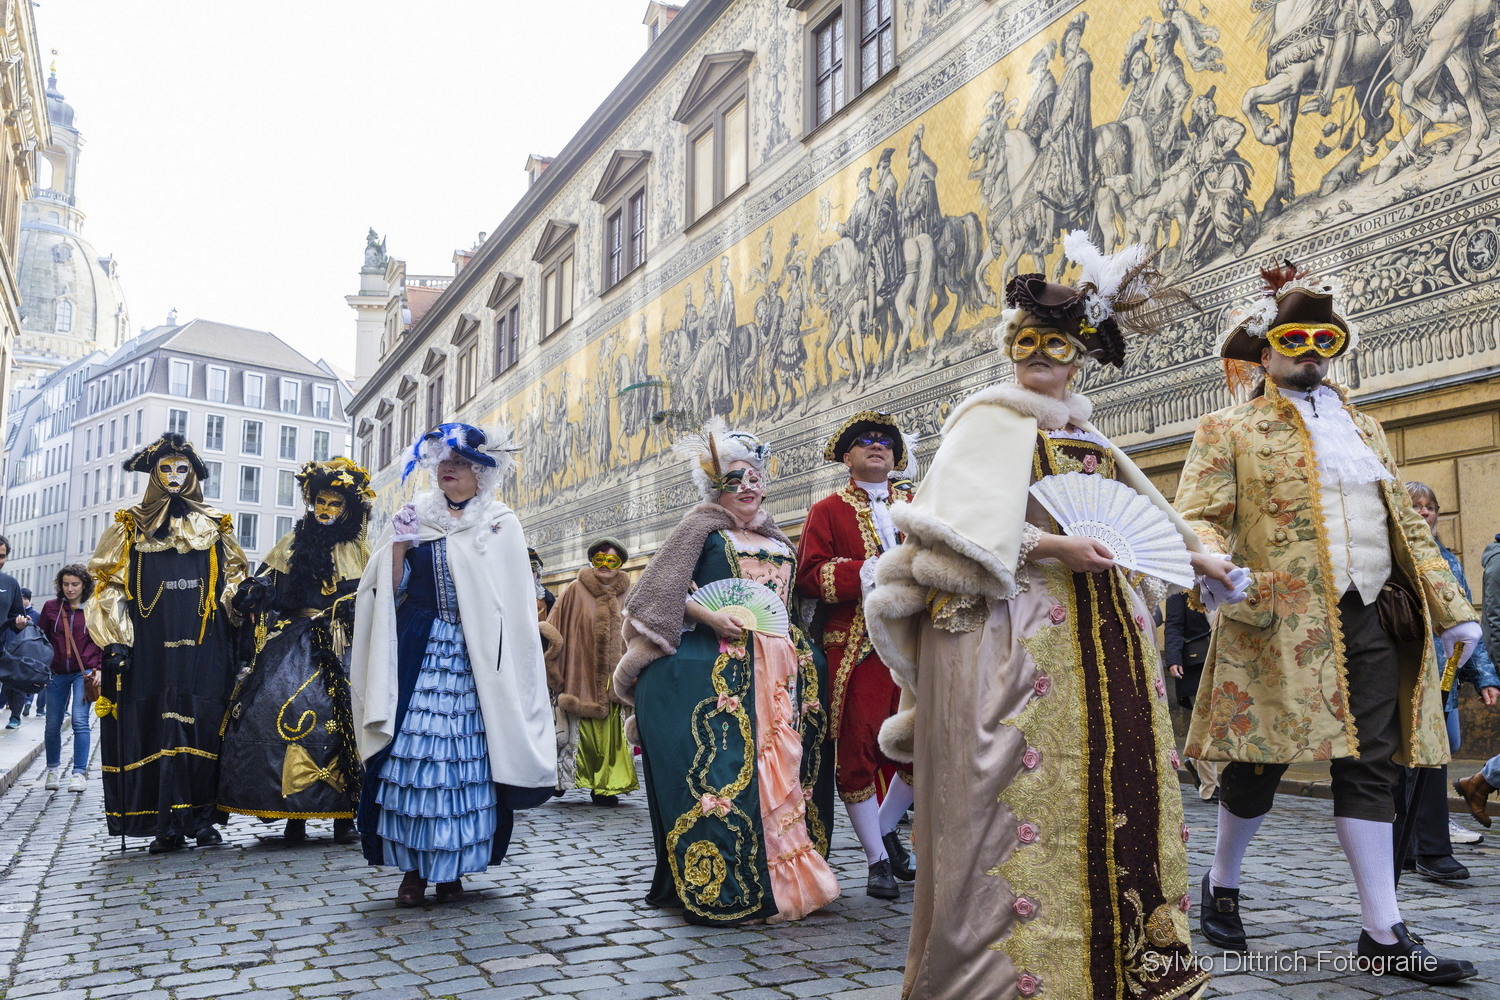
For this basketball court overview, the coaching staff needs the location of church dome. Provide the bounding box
[13,222,130,370]
[44,72,75,130]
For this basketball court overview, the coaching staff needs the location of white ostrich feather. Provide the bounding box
[1062,230,1149,323]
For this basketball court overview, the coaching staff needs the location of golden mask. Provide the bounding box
[313,491,347,525]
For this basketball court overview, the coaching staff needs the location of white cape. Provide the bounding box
[349,490,554,789]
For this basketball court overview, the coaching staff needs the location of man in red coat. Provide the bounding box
[796,411,915,899]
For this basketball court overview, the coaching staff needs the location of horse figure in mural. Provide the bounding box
[968,109,1053,281]
[811,236,873,388]
[1373,0,1499,183]
[927,211,988,350]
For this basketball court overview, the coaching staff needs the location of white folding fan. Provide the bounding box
[688,578,790,637]
[1028,472,1195,588]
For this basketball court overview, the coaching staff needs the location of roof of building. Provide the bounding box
[95,319,332,378]
[406,285,443,328]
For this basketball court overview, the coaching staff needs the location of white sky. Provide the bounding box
[35,0,652,372]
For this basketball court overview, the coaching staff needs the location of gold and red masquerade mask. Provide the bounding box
[1266,322,1346,359]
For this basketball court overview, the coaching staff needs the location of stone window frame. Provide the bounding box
[593,151,652,291]
[488,272,524,378]
[532,220,577,341]
[675,51,753,227]
[792,0,898,135]
[451,314,482,405]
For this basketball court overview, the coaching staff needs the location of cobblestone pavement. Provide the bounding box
[0,741,1495,1000]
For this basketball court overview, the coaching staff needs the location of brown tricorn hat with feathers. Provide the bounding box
[1218,261,1354,364]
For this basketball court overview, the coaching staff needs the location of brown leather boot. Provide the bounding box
[1453,772,1495,828]
[396,871,427,906]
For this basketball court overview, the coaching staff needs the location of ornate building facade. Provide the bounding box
[11,70,130,384]
[0,0,52,430]
[348,0,1500,742]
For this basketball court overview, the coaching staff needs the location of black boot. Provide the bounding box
[1199,873,1247,951]
[1413,854,1470,880]
[333,818,358,844]
[147,834,185,854]
[590,792,619,806]
[867,858,898,900]
[882,830,915,881]
[195,825,223,848]
[1356,922,1477,984]
[283,819,307,844]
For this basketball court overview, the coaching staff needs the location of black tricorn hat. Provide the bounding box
[123,432,209,480]
[824,411,908,470]
[1219,262,1352,363]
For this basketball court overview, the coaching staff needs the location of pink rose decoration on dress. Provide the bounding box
[1133,613,1147,631]
[1013,896,1036,918]
[1178,894,1192,912]
[1153,677,1167,699]
[1182,823,1191,843]
[1168,749,1181,770]
[1016,822,1038,844]
[1033,675,1051,697]
[1018,972,1040,996]
[1081,454,1098,473]
[1047,604,1067,624]
[716,693,741,714]
[1022,746,1041,770]
[699,794,733,818]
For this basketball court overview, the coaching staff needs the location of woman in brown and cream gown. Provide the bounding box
[867,241,1239,1000]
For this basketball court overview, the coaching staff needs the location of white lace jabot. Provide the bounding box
[1280,386,1393,486]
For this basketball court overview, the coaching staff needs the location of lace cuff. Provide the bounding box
[1012,522,1044,594]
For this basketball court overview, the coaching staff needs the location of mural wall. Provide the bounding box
[445,0,1500,564]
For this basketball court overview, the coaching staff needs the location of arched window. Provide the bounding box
[55,299,73,333]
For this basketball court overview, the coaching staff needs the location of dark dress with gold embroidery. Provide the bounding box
[633,530,838,925]
[896,428,1208,1000]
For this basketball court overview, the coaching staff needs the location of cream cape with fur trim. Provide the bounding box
[349,490,555,788]
[867,383,1203,756]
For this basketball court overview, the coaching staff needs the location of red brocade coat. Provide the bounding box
[796,482,909,733]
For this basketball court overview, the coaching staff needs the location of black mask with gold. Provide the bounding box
[122,433,213,539]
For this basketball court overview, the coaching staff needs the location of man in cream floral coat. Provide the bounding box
[1174,263,1481,985]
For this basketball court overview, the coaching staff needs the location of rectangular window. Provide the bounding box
[136,409,143,444]
[207,366,228,403]
[242,419,263,455]
[244,373,265,409]
[425,378,444,430]
[280,379,300,414]
[724,100,748,194]
[169,358,192,397]
[275,516,295,540]
[203,461,222,499]
[237,512,258,550]
[542,269,556,335]
[692,130,714,221]
[606,210,624,288]
[168,409,189,437]
[85,429,92,462]
[629,192,647,273]
[93,472,100,505]
[559,256,574,325]
[108,420,117,454]
[494,303,521,375]
[814,10,845,126]
[279,425,297,461]
[457,343,478,403]
[82,472,89,506]
[239,466,261,503]
[859,0,894,89]
[379,420,393,468]
[122,413,130,451]
[313,385,332,420]
[312,430,331,462]
[204,414,225,451]
[277,469,296,507]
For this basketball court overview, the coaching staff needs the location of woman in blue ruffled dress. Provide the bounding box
[350,424,556,905]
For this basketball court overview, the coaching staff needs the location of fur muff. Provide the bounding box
[878,709,916,764]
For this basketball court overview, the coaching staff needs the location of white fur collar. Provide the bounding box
[413,488,510,536]
[942,381,1092,435]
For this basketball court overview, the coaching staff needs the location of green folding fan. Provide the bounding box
[688,578,789,638]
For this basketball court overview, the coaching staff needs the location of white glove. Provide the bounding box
[391,503,420,543]
[1199,561,1252,613]
[1439,621,1482,668]
[859,554,881,598]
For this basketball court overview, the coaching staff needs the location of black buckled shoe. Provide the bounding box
[1200,873,1247,951]
[1356,922,1477,984]
[882,830,915,882]
[1413,854,1470,881]
[867,858,899,900]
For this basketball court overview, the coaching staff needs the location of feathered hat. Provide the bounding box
[297,457,376,508]
[996,231,1186,368]
[123,432,209,479]
[1217,260,1356,363]
[674,416,771,500]
[402,422,519,484]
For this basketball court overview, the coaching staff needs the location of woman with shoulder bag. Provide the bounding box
[38,565,102,793]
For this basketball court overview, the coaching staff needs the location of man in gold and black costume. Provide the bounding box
[88,432,248,853]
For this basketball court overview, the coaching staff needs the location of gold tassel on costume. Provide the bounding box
[199,541,218,645]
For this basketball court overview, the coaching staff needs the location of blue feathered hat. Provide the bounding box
[402,422,518,483]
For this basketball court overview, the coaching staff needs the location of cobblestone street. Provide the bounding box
[0,740,1496,1000]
